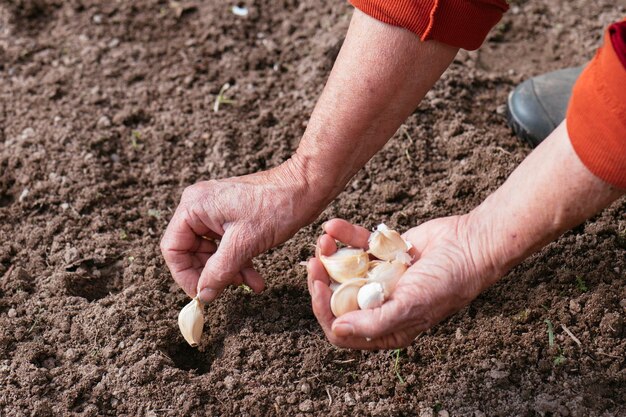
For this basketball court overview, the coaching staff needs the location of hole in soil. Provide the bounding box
[162,343,213,374]
[0,193,14,207]
[64,262,123,301]
[30,351,58,369]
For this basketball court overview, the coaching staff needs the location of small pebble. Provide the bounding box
[18,188,29,203]
[97,116,111,129]
[455,328,463,340]
[21,127,35,139]
[298,399,314,413]
[7,308,17,318]
[223,375,236,390]
[300,381,311,394]
[93,14,103,24]
[231,6,248,16]
[344,392,356,406]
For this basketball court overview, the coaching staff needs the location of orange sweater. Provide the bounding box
[350,1,626,189]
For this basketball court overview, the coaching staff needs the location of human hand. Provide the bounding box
[307,217,504,349]
[161,160,321,303]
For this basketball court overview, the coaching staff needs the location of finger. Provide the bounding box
[161,207,219,296]
[312,280,335,336]
[331,297,427,340]
[307,258,334,333]
[323,218,371,248]
[241,266,264,293]
[401,222,435,256]
[307,259,378,349]
[232,272,244,286]
[196,227,248,303]
[316,234,337,258]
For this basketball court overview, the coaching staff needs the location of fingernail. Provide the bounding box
[333,322,354,337]
[198,288,217,304]
[321,221,327,231]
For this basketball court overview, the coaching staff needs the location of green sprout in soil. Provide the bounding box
[131,130,141,149]
[554,348,566,366]
[544,319,555,348]
[239,284,253,293]
[575,275,588,292]
[213,83,236,113]
[391,348,405,384]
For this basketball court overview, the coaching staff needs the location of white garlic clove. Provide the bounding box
[330,278,367,317]
[178,297,205,347]
[357,282,385,310]
[320,248,369,283]
[367,260,407,297]
[329,282,341,292]
[367,223,412,264]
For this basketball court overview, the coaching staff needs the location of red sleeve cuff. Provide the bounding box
[567,22,626,190]
[349,0,509,50]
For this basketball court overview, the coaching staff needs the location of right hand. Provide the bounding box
[160,161,317,303]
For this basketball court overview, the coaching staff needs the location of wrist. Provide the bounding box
[461,201,531,288]
[270,152,338,226]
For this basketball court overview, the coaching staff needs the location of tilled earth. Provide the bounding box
[0,0,625,416]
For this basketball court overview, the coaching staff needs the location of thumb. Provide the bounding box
[331,299,407,340]
[196,226,248,303]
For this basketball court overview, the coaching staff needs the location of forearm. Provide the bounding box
[287,10,457,210]
[469,122,624,282]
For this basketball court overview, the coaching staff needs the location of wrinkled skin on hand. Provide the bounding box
[160,163,314,303]
[307,217,503,350]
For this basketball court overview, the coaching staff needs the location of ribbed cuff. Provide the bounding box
[567,26,626,190]
[349,0,509,50]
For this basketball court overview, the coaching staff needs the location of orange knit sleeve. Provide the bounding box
[349,0,509,50]
[566,26,626,190]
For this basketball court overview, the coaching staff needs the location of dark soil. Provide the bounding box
[1,0,625,416]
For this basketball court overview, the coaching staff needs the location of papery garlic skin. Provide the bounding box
[357,282,385,310]
[368,224,412,264]
[178,297,204,347]
[367,260,407,297]
[320,248,369,283]
[330,278,366,317]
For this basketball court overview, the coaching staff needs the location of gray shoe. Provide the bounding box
[506,66,584,147]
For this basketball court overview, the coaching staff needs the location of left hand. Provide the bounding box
[307,217,503,349]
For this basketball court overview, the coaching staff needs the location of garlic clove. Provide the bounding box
[357,282,385,310]
[178,297,205,347]
[367,223,412,264]
[320,248,369,283]
[367,260,407,297]
[330,278,367,317]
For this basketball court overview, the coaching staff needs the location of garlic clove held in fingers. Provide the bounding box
[320,248,369,283]
[368,223,412,264]
[178,297,205,347]
[357,281,385,310]
[367,260,407,297]
[330,278,367,317]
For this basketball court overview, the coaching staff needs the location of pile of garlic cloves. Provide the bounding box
[321,224,412,317]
